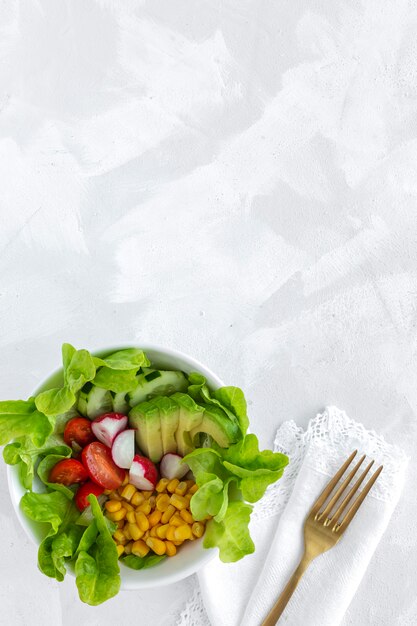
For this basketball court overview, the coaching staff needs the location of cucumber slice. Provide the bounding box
[78,384,113,419]
[112,392,129,415]
[128,370,188,408]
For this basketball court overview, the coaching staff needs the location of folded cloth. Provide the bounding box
[175,407,408,626]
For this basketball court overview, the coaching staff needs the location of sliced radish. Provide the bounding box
[160,453,189,480]
[112,429,135,469]
[129,454,158,491]
[91,412,128,448]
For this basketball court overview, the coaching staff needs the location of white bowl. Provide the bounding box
[7,344,221,589]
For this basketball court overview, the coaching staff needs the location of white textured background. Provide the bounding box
[1,1,417,624]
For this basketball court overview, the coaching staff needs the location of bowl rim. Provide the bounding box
[6,343,223,589]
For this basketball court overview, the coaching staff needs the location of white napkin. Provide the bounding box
[175,407,408,626]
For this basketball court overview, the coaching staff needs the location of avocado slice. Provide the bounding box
[190,404,240,448]
[171,392,204,456]
[152,396,180,455]
[128,400,163,462]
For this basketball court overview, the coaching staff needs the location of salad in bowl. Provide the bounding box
[1,344,288,605]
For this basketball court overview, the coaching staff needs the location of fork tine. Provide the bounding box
[324,459,373,526]
[318,454,366,522]
[334,465,383,532]
[311,450,357,516]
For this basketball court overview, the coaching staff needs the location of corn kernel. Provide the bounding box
[125,510,135,524]
[161,505,176,523]
[122,472,129,486]
[180,509,194,524]
[156,524,169,539]
[166,526,176,542]
[149,527,158,537]
[173,525,192,541]
[165,541,177,557]
[105,500,122,513]
[137,501,152,515]
[170,494,188,510]
[148,510,162,527]
[124,526,132,541]
[169,513,183,527]
[156,494,171,512]
[113,529,126,544]
[156,478,169,492]
[149,495,156,508]
[127,523,144,541]
[109,490,122,501]
[173,541,182,546]
[192,522,205,538]
[188,484,199,495]
[132,539,150,558]
[143,530,150,540]
[142,490,152,500]
[116,544,125,557]
[185,480,195,490]
[188,534,195,541]
[184,493,192,504]
[122,501,134,511]
[124,541,133,555]
[116,520,124,529]
[107,508,127,522]
[175,481,188,496]
[167,479,180,493]
[131,491,145,507]
[103,488,113,495]
[121,484,136,501]
[135,511,149,531]
[146,537,166,556]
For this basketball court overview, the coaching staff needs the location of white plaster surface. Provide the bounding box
[0,0,416,624]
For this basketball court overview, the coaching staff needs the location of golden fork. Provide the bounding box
[261,450,383,626]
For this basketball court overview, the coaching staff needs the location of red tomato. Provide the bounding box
[49,458,88,485]
[64,417,96,449]
[81,441,125,490]
[75,480,105,511]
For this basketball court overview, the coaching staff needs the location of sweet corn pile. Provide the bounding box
[104,475,207,559]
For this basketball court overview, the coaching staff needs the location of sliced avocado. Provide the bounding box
[171,392,204,456]
[190,404,240,448]
[128,400,163,462]
[151,396,180,455]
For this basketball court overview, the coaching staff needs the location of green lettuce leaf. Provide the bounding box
[93,348,150,371]
[64,346,96,394]
[75,494,120,606]
[37,452,75,499]
[39,525,84,581]
[121,554,166,570]
[20,490,77,536]
[203,501,255,562]
[3,435,71,489]
[92,367,139,393]
[35,387,76,418]
[212,387,249,435]
[0,400,53,447]
[75,521,98,557]
[221,434,289,502]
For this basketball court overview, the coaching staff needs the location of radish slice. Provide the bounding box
[129,454,158,491]
[160,453,189,480]
[112,429,135,469]
[91,413,128,448]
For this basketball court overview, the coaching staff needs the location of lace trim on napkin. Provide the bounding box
[174,407,408,625]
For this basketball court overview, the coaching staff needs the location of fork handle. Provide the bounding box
[261,554,312,626]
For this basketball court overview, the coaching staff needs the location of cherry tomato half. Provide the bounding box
[81,441,125,490]
[49,458,88,485]
[75,480,105,511]
[64,417,96,449]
